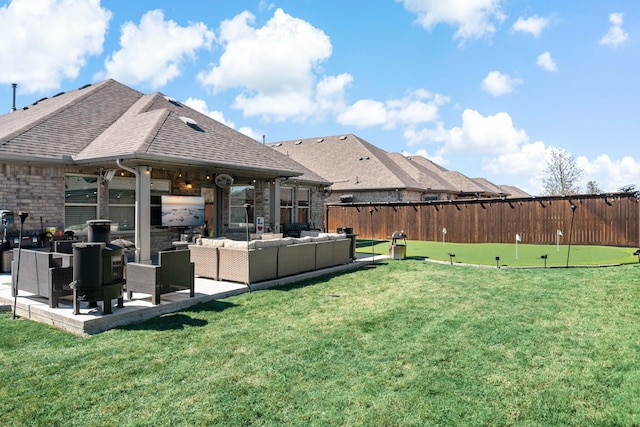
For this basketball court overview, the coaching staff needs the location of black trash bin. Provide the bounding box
[86,219,112,244]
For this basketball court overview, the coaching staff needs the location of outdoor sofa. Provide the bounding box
[188,233,351,284]
[11,248,74,308]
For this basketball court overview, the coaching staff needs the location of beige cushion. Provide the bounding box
[279,237,296,246]
[224,240,249,250]
[254,239,282,249]
[199,238,227,248]
[300,230,320,237]
[292,236,314,244]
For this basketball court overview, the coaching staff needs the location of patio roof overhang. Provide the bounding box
[71,153,304,180]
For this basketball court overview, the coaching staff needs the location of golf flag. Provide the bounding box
[557,229,563,236]
[442,227,447,235]
[556,229,562,251]
[515,233,521,258]
[515,233,521,242]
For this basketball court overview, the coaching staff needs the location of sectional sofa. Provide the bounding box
[188,234,352,284]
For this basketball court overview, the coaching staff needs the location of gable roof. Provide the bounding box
[404,155,493,196]
[385,153,456,193]
[0,79,305,178]
[472,177,506,197]
[499,185,531,198]
[268,134,425,192]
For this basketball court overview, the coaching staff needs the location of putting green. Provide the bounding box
[357,240,640,267]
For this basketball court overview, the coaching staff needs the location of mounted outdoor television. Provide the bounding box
[161,195,205,228]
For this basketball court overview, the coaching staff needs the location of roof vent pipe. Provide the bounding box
[11,83,17,112]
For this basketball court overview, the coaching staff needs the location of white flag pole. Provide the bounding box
[442,227,447,245]
[515,233,520,259]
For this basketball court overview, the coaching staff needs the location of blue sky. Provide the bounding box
[1,0,639,195]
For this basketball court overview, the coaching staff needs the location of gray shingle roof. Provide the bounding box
[472,177,506,197]
[268,134,425,191]
[385,153,456,193]
[499,185,531,198]
[405,155,507,196]
[0,79,310,179]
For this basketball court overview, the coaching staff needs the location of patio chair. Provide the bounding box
[11,249,73,308]
[126,249,195,305]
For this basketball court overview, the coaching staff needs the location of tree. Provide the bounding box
[542,147,584,196]
[585,180,602,194]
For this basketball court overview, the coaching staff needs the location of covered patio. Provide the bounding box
[0,253,382,335]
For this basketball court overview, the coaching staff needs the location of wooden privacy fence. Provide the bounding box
[326,193,640,247]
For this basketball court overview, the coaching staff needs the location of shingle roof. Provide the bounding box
[268,134,425,191]
[403,155,506,197]
[472,177,506,197]
[0,79,308,178]
[386,153,456,193]
[405,155,449,173]
[499,185,531,198]
[442,171,488,195]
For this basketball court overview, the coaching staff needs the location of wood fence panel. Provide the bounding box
[326,194,640,247]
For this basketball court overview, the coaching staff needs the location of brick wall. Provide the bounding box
[0,163,66,235]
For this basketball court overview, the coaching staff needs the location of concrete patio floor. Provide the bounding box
[0,253,386,336]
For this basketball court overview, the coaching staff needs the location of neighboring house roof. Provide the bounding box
[499,185,531,198]
[472,177,506,197]
[404,155,449,173]
[386,153,456,193]
[268,134,425,192]
[404,155,503,197]
[0,79,307,179]
[442,171,489,196]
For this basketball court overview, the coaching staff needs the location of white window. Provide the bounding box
[65,175,99,231]
[280,187,293,224]
[229,185,255,228]
[297,188,310,223]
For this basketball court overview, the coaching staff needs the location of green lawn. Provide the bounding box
[1,260,640,425]
[357,239,640,267]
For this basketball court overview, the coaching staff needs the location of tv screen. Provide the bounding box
[161,195,205,228]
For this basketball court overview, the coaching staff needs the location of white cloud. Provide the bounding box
[577,154,640,192]
[409,148,449,167]
[536,52,557,72]
[315,73,353,115]
[198,8,349,121]
[483,141,547,176]
[484,144,640,194]
[511,15,548,38]
[481,71,522,96]
[337,89,449,129]
[183,96,263,141]
[398,0,506,41]
[407,109,528,157]
[0,0,111,93]
[599,12,629,48]
[337,99,388,127]
[98,10,214,89]
[183,97,235,128]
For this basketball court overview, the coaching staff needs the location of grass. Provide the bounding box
[1,260,640,425]
[357,239,640,267]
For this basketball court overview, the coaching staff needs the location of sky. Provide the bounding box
[1,0,639,196]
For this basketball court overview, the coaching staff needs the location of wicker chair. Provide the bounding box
[11,249,73,308]
[126,250,195,305]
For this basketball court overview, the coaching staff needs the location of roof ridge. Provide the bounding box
[77,94,169,158]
